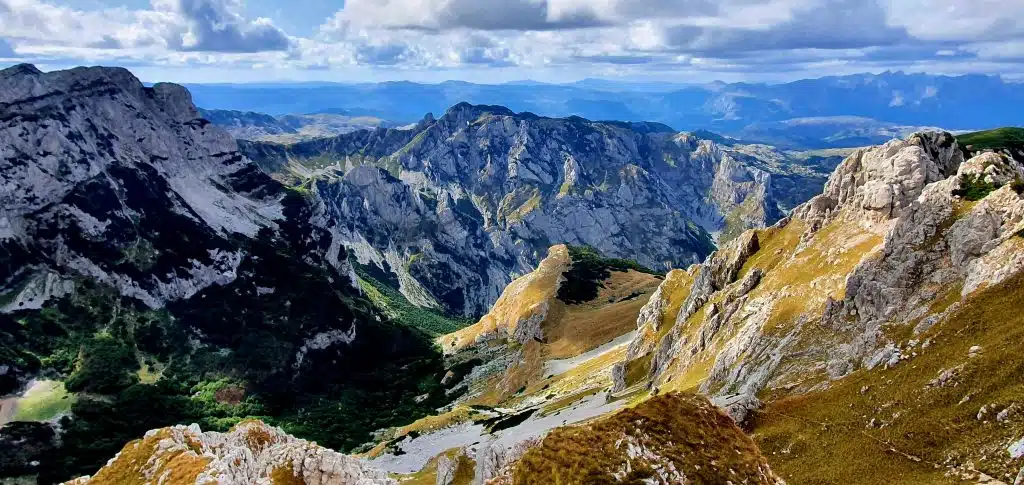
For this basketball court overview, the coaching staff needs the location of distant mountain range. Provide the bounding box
[184,72,1024,148]
[197,108,393,143]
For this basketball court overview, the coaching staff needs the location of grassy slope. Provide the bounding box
[753,267,1024,484]
[357,271,471,336]
[11,381,73,422]
[956,127,1024,150]
[512,393,779,485]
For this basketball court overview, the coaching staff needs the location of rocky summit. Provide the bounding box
[3,61,1024,485]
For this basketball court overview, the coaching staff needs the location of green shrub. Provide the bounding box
[1011,178,1024,195]
[64,336,139,394]
[953,174,998,201]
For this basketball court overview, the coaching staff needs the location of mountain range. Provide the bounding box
[184,72,1024,149]
[237,103,845,317]
[2,62,1024,485]
[197,108,394,143]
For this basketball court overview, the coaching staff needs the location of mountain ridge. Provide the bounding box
[0,63,451,483]
[184,71,1024,139]
[239,101,838,316]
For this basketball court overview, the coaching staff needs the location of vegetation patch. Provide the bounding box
[622,353,653,390]
[956,127,1024,155]
[270,464,306,485]
[556,245,661,305]
[11,380,73,423]
[953,173,999,201]
[357,270,471,336]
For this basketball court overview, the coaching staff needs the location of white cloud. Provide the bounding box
[3,0,1024,82]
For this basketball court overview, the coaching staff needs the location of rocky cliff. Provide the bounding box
[241,104,836,316]
[0,64,448,484]
[611,130,1024,482]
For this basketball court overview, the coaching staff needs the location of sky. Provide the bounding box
[1,0,1024,84]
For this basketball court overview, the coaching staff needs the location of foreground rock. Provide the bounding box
[62,420,395,485]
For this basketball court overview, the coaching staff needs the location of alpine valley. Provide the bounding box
[1,62,1024,485]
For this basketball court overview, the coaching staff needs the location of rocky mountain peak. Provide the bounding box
[1,63,280,239]
[0,63,42,79]
[795,129,966,229]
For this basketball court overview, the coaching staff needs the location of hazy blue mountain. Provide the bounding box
[185,72,1024,148]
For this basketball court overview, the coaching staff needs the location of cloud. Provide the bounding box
[4,0,1024,82]
[665,0,909,55]
[330,0,725,32]
[162,0,291,52]
[0,0,290,54]
[329,0,606,32]
[0,38,15,57]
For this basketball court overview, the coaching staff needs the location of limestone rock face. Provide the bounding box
[242,104,833,316]
[0,63,436,438]
[795,131,963,228]
[0,63,288,313]
[615,130,1024,429]
[62,420,395,485]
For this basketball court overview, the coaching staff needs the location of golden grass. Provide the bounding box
[543,270,660,359]
[440,246,569,352]
[540,387,603,416]
[656,268,697,329]
[136,363,162,384]
[399,406,473,436]
[621,353,652,390]
[748,216,883,335]
[89,429,212,485]
[752,270,1024,484]
[512,393,778,485]
[270,464,306,485]
[538,346,626,399]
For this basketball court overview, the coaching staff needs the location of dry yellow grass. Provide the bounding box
[512,392,780,485]
[89,429,212,485]
[440,246,569,352]
[752,270,1024,484]
[397,448,476,485]
[543,269,661,359]
[744,216,883,335]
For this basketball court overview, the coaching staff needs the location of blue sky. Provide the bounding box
[2,0,1024,84]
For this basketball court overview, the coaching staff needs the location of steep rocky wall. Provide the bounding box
[613,131,1024,426]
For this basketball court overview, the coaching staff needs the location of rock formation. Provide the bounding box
[241,104,837,316]
[487,393,784,485]
[610,130,1024,480]
[0,64,447,483]
[62,420,395,485]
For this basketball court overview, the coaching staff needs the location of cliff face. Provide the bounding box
[611,131,1024,482]
[0,64,447,483]
[241,105,834,316]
